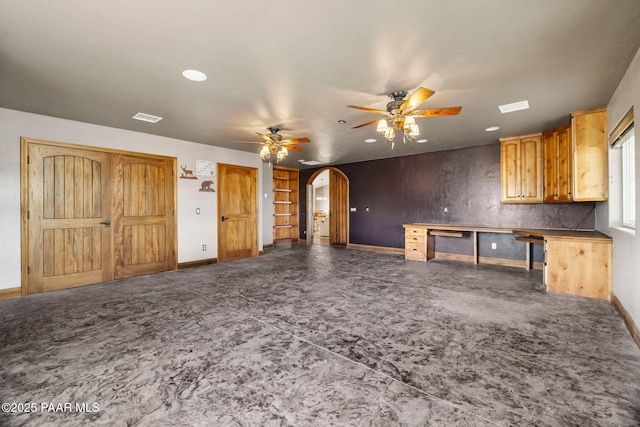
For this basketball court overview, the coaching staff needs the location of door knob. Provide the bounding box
[99,219,111,227]
[221,216,227,222]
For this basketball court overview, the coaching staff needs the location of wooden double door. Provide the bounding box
[22,139,176,294]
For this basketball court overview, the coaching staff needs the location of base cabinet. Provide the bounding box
[404,226,433,261]
[544,237,612,300]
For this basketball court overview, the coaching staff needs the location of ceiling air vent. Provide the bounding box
[132,112,163,123]
[498,100,529,114]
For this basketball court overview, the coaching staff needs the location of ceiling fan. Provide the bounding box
[234,127,310,163]
[347,87,462,148]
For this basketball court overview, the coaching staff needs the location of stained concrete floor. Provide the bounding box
[1,244,639,426]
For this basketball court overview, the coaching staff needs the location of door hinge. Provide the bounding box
[27,211,30,219]
[27,155,30,165]
[27,266,30,274]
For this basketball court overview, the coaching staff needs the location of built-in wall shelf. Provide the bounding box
[272,166,299,245]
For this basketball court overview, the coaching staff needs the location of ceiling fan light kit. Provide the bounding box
[347,87,462,149]
[234,127,309,164]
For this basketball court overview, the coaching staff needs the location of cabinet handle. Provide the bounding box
[412,248,417,251]
[413,237,417,241]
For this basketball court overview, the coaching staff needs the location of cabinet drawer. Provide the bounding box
[405,227,427,237]
[405,233,425,243]
[405,242,426,261]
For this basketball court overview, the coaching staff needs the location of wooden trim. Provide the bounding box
[177,258,217,269]
[0,287,22,300]
[348,243,404,255]
[263,243,274,250]
[611,292,640,350]
[20,138,29,295]
[429,230,464,237]
[609,106,634,147]
[19,137,176,162]
[434,252,475,263]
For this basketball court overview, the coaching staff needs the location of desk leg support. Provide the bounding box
[525,242,531,270]
[473,231,478,264]
[426,233,435,261]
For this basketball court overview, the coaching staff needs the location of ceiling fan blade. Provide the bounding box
[281,137,310,144]
[255,132,273,141]
[400,87,435,114]
[232,141,266,145]
[351,118,383,129]
[346,105,389,115]
[282,145,303,152]
[410,106,462,117]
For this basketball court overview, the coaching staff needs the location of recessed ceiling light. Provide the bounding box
[132,112,163,123]
[498,100,529,114]
[416,139,428,143]
[485,126,500,132]
[337,120,346,124]
[182,69,207,82]
[364,138,376,143]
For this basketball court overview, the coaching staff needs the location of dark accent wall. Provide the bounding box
[299,143,595,261]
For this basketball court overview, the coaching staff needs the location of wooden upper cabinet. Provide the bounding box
[543,125,572,203]
[572,108,608,201]
[500,133,543,203]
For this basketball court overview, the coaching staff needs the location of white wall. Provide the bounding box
[0,108,264,290]
[261,162,274,246]
[597,46,640,328]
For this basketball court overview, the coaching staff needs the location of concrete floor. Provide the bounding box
[1,244,639,426]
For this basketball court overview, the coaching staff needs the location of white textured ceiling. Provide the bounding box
[2,0,640,168]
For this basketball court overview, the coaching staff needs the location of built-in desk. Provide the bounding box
[403,224,612,300]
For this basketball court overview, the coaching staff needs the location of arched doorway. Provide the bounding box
[306,168,349,246]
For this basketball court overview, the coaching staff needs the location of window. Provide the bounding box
[610,107,635,229]
[621,127,635,228]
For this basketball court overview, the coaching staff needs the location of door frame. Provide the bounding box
[305,167,349,246]
[20,137,178,295]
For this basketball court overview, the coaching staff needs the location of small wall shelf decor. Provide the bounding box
[180,165,198,179]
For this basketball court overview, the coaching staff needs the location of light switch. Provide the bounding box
[196,208,200,214]
[350,207,357,212]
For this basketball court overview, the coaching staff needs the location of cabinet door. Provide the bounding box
[572,109,607,201]
[556,126,572,202]
[501,139,522,202]
[543,132,558,202]
[520,135,543,203]
[543,126,572,203]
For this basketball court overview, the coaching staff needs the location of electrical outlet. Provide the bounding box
[202,244,207,251]
[491,243,497,250]
[444,207,448,213]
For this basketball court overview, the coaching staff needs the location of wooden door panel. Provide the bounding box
[501,140,521,201]
[27,142,112,294]
[520,137,542,200]
[218,163,257,262]
[114,155,176,279]
[329,169,348,246]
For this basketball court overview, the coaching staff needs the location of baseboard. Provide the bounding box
[611,292,640,350]
[177,258,217,269]
[435,252,475,263]
[263,244,274,250]
[347,243,404,255]
[0,287,22,300]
